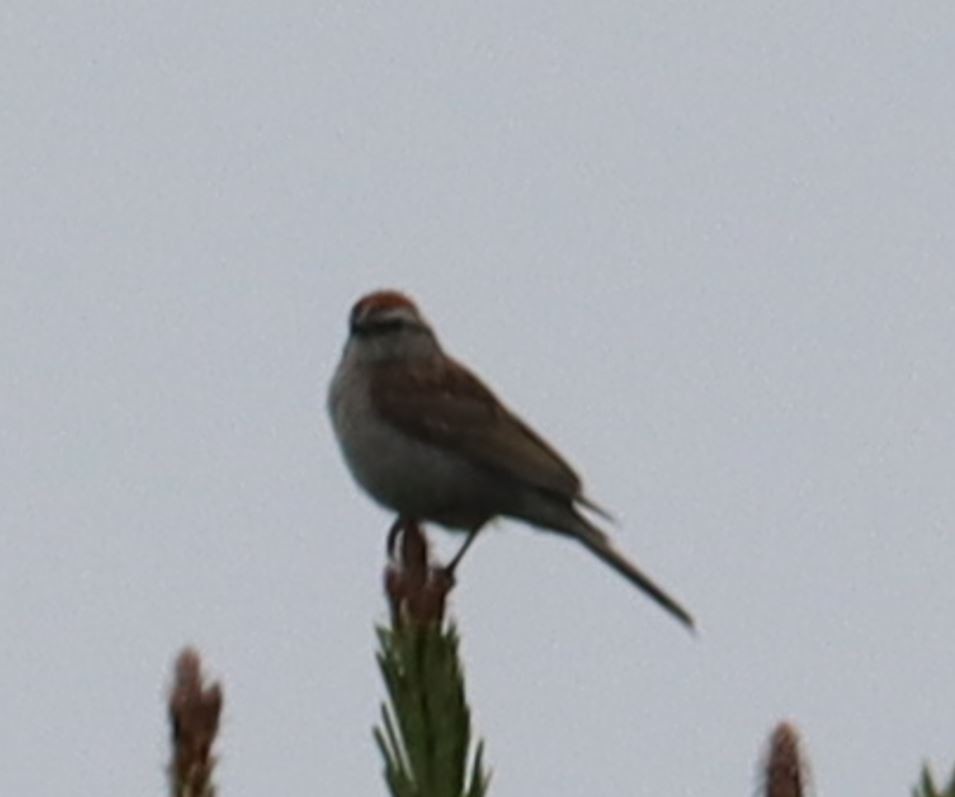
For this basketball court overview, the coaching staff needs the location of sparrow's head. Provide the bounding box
[344,290,440,361]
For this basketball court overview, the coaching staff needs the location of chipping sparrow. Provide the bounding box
[328,290,694,629]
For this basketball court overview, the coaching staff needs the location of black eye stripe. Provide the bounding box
[352,317,414,337]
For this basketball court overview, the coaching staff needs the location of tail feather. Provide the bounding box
[513,492,694,630]
[576,494,617,525]
[575,522,695,631]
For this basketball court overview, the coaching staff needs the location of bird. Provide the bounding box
[328,290,694,629]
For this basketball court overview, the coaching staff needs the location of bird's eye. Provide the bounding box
[352,316,410,337]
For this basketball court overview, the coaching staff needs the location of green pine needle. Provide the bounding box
[914,765,955,797]
[375,623,490,797]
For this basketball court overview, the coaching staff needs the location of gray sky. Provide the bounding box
[3,3,954,795]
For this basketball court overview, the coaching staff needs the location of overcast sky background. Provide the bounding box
[3,3,954,795]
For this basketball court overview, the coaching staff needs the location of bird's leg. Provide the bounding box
[444,526,482,577]
[386,516,406,559]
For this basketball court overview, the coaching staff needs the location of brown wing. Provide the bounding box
[370,357,583,500]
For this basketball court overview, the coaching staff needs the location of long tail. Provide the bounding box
[575,521,695,631]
